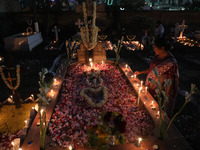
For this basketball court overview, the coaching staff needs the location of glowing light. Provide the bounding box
[40,109,44,115]
[69,145,72,150]
[89,58,92,62]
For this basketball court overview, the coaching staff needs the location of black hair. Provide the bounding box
[154,37,172,51]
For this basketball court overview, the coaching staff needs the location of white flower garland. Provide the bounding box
[80,2,99,50]
[0,65,20,91]
[81,69,108,107]
[80,86,108,108]
[86,77,103,87]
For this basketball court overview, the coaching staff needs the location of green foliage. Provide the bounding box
[149,68,198,139]
[87,112,125,150]
[113,36,124,65]
[66,40,78,65]
[37,68,53,150]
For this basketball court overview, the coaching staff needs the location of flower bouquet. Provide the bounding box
[87,111,126,150]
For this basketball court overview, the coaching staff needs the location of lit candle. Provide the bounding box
[145,86,148,96]
[31,94,34,97]
[19,148,22,150]
[131,75,133,78]
[35,104,38,112]
[138,87,142,105]
[136,137,142,147]
[141,80,143,87]
[134,74,136,80]
[157,111,160,117]
[151,101,154,106]
[89,58,92,62]
[12,141,14,147]
[102,61,104,64]
[125,64,128,70]
[40,109,44,115]
[90,62,93,68]
[69,145,72,150]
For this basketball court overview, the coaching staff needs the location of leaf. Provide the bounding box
[153,68,159,77]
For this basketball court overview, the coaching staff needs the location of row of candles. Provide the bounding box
[125,64,160,118]
[10,78,60,150]
[125,64,161,148]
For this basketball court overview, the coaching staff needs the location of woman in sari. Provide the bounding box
[135,38,179,117]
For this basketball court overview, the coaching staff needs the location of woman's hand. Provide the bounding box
[134,71,141,75]
[134,69,149,75]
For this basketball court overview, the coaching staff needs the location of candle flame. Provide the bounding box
[89,58,92,62]
[41,109,44,115]
[138,137,142,143]
[12,141,14,146]
[69,145,72,150]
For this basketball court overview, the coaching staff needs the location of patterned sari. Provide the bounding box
[145,55,179,116]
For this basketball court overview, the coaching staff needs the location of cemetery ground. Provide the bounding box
[0,40,200,149]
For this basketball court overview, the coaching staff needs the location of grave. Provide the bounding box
[4,32,43,52]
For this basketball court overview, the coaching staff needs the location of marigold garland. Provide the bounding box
[0,65,20,91]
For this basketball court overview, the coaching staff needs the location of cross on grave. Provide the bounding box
[179,20,188,38]
[52,26,60,42]
[75,19,84,28]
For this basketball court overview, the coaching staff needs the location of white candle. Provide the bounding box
[138,87,142,105]
[125,64,128,70]
[151,101,154,106]
[157,111,160,116]
[134,74,136,80]
[136,137,142,147]
[90,62,93,68]
[40,109,44,115]
[69,145,72,150]
[145,86,148,96]
[141,80,143,87]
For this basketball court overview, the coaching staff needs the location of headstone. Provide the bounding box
[4,32,43,51]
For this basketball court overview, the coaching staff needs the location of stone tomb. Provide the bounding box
[4,32,43,52]
[78,42,106,63]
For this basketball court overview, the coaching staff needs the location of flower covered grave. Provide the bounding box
[48,63,153,148]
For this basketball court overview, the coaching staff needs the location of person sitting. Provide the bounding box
[134,38,179,117]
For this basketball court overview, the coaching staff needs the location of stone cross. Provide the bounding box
[75,19,84,28]
[179,20,188,38]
